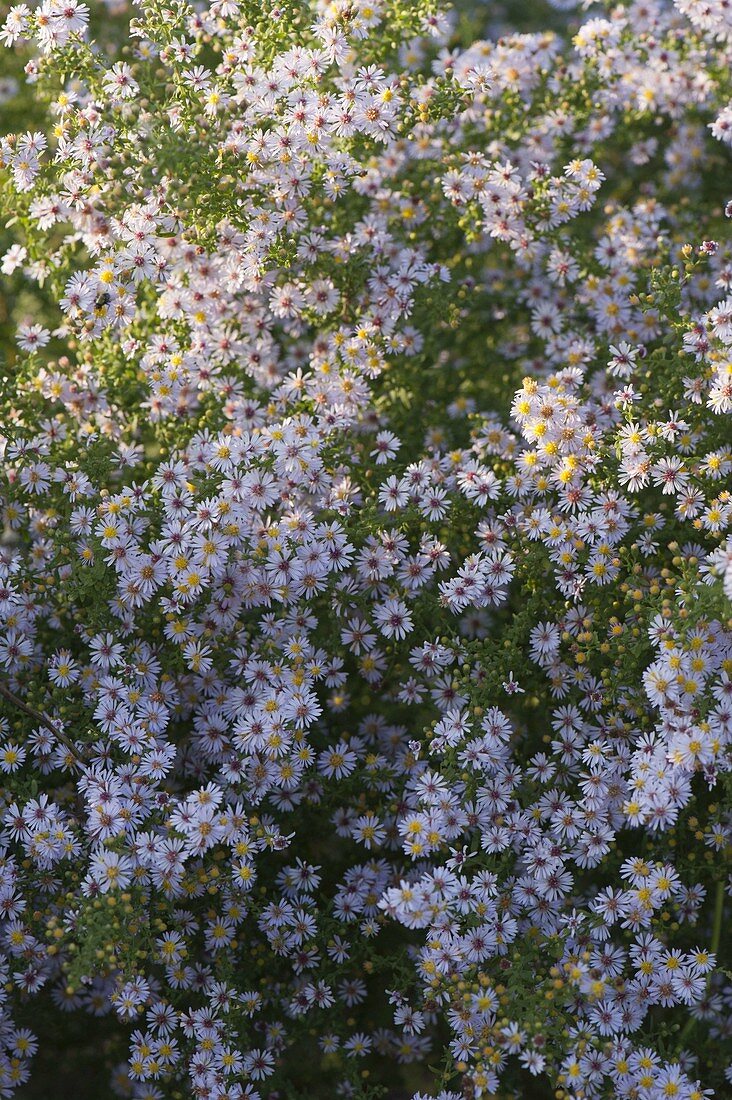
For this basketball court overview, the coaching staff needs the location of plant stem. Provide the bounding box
[710,878,726,961]
[678,879,726,1047]
[0,679,85,768]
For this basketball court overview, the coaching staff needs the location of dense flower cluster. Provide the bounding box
[0,0,731,1097]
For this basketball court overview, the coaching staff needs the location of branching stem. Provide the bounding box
[0,679,85,768]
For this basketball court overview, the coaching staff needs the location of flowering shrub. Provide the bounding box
[0,0,732,1096]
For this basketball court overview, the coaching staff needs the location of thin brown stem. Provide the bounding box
[0,679,86,768]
